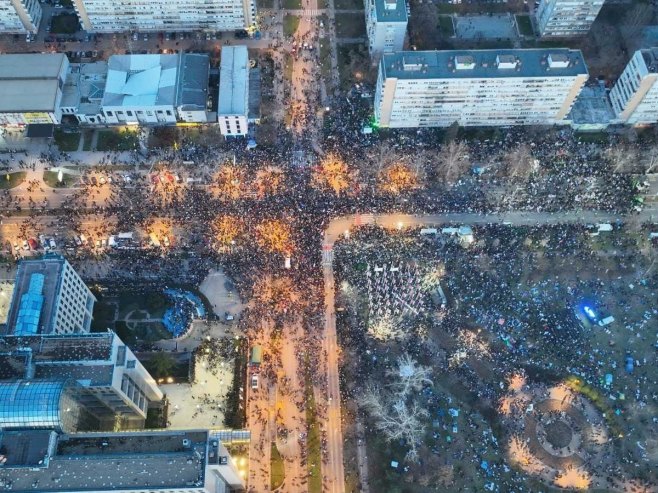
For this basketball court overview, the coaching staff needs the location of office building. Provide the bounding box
[218,46,249,136]
[71,0,255,32]
[0,429,246,492]
[609,48,658,126]
[536,0,604,37]
[0,331,164,428]
[4,254,95,335]
[374,49,588,128]
[365,0,407,57]
[0,0,42,33]
[0,54,69,126]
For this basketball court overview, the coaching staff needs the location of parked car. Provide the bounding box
[250,375,258,390]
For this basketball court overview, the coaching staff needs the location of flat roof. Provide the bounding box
[61,62,108,115]
[4,255,67,335]
[103,54,178,108]
[0,54,67,113]
[176,53,210,110]
[0,430,210,492]
[0,430,56,468]
[218,46,248,116]
[0,53,68,80]
[374,0,407,23]
[381,49,588,80]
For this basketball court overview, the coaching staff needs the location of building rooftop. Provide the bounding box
[641,47,658,73]
[102,54,178,108]
[218,46,248,116]
[0,54,68,114]
[176,53,210,111]
[380,49,588,80]
[374,0,407,23]
[0,380,71,432]
[568,82,616,128]
[0,430,209,492]
[0,430,57,468]
[4,255,67,335]
[61,62,108,116]
[248,67,261,120]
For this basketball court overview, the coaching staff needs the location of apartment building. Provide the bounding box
[365,0,407,57]
[0,53,69,126]
[72,0,255,32]
[0,331,164,427]
[4,254,95,335]
[609,48,658,126]
[218,46,249,136]
[0,429,246,492]
[374,49,588,128]
[536,0,604,37]
[0,0,42,33]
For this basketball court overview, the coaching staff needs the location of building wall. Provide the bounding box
[375,67,587,128]
[365,0,406,56]
[537,0,604,36]
[177,108,209,123]
[610,50,658,125]
[72,0,255,32]
[102,105,177,124]
[219,114,247,136]
[50,260,96,334]
[0,0,42,33]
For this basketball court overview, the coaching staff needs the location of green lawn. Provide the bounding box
[515,14,534,36]
[437,3,459,14]
[43,169,78,188]
[54,129,80,151]
[96,129,139,151]
[0,172,26,190]
[335,13,366,38]
[320,37,332,82]
[283,14,300,37]
[282,0,302,8]
[257,0,274,7]
[334,0,362,8]
[50,13,80,34]
[270,443,285,490]
[305,373,322,493]
[438,15,455,37]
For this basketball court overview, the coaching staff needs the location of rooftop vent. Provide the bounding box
[496,54,517,69]
[384,0,397,9]
[455,55,475,70]
[548,53,570,69]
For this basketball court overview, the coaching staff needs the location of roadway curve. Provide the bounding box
[320,209,634,493]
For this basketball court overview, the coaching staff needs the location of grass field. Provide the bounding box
[0,172,26,190]
[335,13,366,38]
[50,13,80,34]
[438,15,455,37]
[283,14,300,37]
[334,0,363,9]
[43,169,78,188]
[270,443,285,490]
[282,0,302,8]
[54,129,80,151]
[320,37,332,82]
[515,14,534,36]
[305,376,322,493]
[96,129,139,151]
[257,0,274,7]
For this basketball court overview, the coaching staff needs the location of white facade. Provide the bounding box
[51,259,96,333]
[0,0,42,33]
[72,0,255,32]
[218,46,249,136]
[536,0,604,37]
[365,0,407,57]
[374,50,588,128]
[610,48,658,126]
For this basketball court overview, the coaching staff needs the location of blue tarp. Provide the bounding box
[162,288,206,337]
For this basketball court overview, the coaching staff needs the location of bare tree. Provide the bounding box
[640,144,658,174]
[435,141,470,185]
[620,3,653,52]
[605,144,638,173]
[503,144,536,180]
[359,386,429,462]
[387,353,433,396]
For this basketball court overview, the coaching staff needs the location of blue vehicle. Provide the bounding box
[625,355,634,373]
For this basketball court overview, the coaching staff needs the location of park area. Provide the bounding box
[333,223,658,491]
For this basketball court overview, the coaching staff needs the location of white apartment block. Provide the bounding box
[72,0,255,32]
[609,48,658,126]
[365,0,407,57]
[536,0,604,37]
[374,49,588,128]
[0,0,42,33]
[218,45,249,136]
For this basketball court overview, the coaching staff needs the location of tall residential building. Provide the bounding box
[365,0,407,57]
[0,429,246,492]
[3,254,95,335]
[0,0,42,33]
[609,48,658,126]
[72,0,255,32]
[218,46,249,137]
[374,49,588,128]
[0,331,164,428]
[536,0,604,37]
[0,54,69,126]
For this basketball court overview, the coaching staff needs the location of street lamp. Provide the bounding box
[57,169,63,184]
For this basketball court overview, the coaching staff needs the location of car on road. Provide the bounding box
[90,176,98,186]
[250,375,258,390]
[22,240,29,251]
[99,176,106,185]
[28,238,38,250]
[49,238,56,249]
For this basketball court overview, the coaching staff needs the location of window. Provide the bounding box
[126,111,133,116]
[127,360,136,369]
[166,110,172,116]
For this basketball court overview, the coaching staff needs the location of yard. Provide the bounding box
[515,14,534,36]
[50,13,80,34]
[334,13,366,39]
[283,14,300,37]
[0,172,26,190]
[96,129,139,151]
[54,129,80,151]
[438,15,455,37]
[337,44,372,90]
